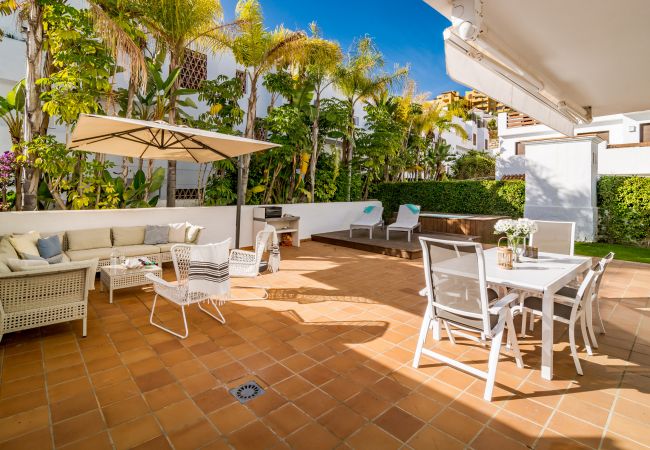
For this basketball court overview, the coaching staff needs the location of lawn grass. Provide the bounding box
[575,242,650,265]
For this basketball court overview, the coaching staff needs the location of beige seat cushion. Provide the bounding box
[156,243,177,253]
[66,247,115,261]
[112,226,146,246]
[8,231,41,258]
[67,228,112,251]
[6,258,49,272]
[113,245,161,257]
[0,259,10,273]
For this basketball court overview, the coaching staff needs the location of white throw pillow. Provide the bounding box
[6,258,49,272]
[8,231,41,259]
[185,223,204,243]
[168,222,187,243]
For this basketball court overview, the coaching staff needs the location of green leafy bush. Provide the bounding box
[373,180,525,218]
[598,176,650,245]
[451,150,496,180]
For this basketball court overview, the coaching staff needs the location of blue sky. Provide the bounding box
[220,0,468,98]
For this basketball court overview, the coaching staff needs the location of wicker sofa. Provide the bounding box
[0,259,97,343]
[59,225,203,271]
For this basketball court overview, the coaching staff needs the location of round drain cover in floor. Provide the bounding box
[229,381,266,404]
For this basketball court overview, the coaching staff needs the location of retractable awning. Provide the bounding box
[424,0,650,136]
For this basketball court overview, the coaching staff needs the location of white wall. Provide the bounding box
[0,200,380,248]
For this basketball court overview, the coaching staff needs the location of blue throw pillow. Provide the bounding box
[37,235,62,259]
[363,205,375,214]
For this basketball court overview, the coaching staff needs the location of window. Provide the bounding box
[472,134,477,146]
[485,139,488,149]
[641,123,650,143]
[353,116,359,126]
[179,49,207,90]
[515,142,525,155]
[235,70,247,94]
[577,130,609,143]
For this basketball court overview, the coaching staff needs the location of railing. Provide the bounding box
[506,112,541,128]
[607,142,650,149]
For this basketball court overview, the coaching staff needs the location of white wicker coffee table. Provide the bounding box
[100,263,163,304]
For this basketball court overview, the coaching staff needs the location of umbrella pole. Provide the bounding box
[235,155,244,249]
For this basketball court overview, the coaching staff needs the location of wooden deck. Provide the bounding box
[310,229,477,259]
[419,213,509,243]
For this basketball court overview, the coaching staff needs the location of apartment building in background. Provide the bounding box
[496,110,650,179]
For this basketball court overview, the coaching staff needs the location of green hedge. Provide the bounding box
[598,176,650,245]
[373,180,525,218]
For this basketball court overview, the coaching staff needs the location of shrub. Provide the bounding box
[451,150,496,180]
[373,180,525,218]
[598,176,650,245]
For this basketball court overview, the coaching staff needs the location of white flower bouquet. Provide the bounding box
[494,218,537,239]
[494,218,538,262]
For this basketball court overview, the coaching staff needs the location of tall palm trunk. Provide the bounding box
[121,76,137,183]
[345,104,356,202]
[240,71,258,200]
[22,0,45,211]
[165,52,180,207]
[308,91,321,202]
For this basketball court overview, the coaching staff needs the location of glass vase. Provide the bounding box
[508,236,525,263]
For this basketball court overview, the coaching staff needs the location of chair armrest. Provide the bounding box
[489,293,520,314]
[145,273,176,289]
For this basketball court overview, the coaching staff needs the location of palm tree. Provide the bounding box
[138,0,228,206]
[292,23,341,202]
[416,101,467,180]
[334,37,407,200]
[219,0,306,199]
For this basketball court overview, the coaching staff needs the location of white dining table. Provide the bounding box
[423,247,592,380]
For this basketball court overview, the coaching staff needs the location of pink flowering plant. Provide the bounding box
[0,151,16,211]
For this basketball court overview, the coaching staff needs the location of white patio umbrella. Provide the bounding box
[67,114,279,247]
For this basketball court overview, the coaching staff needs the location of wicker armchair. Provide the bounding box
[228,226,275,299]
[146,242,230,339]
[0,260,98,343]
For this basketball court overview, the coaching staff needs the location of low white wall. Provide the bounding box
[0,201,380,248]
[599,147,650,175]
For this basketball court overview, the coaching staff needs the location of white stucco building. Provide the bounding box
[442,108,493,156]
[496,110,650,179]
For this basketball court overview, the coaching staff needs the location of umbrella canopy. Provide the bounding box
[68,114,279,248]
[68,114,278,161]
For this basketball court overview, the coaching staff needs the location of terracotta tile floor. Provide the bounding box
[1,241,649,450]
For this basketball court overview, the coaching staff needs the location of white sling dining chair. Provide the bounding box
[516,264,603,375]
[528,220,576,255]
[413,237,523,401]
[146,240,231,339]
[524,252,614,350]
